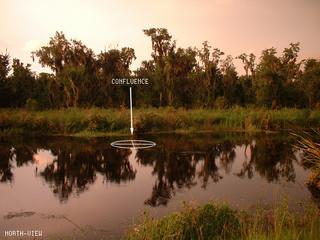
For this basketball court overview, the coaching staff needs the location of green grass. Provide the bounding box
[123,200,320,240]
[0,107,319,136]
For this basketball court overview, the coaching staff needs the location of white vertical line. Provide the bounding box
[130,87,134,135]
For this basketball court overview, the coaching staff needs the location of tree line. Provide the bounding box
[0,28,320,110]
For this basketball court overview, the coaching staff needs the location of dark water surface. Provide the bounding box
[0,132,315,239]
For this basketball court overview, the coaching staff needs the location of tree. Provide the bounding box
[34,73,54,109]
[254,48,283,108]
[135,60,158,107]
[0,51,11,107]
[237,53,256,77]
[254,43,302,108]
[1,29,317,110]
[281,43,301,83]
[171,47,198,107]
[299,59,320,108]
[9,59,35,107]
[32,32,71,73]
[198,41,224,107]
[280,43,304,107]
[221,56,239,106]
[143,28,175,106]
[32,32,98,107]
[237,53,256,105]
[96,47,136,107]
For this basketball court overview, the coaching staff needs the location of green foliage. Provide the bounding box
[0,51,10,81]
[0,31,319,109]
[0,51,12,107]
[0,108,319,136]
[254,43,302,109]
[7,59,35,107]
[124,201,320,240]
[124,203,240,240]
[299,59,320,108]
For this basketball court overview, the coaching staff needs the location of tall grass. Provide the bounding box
[293,130,320,193]
[294,130,320,169]
[0,108,130,136]
[123,200,320,240]
[242,200,320,240]
[124,202,241,240]
[0,107,319,136]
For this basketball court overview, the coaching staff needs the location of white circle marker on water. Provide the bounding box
[111,140,156,149]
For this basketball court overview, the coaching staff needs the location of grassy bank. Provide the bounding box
[0,107,319,136]
[123,201,320,240]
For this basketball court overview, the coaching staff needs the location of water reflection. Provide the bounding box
[0,145,14,182]
[39,143,136,201]
[0,134,308,205]
[237,138,296,182]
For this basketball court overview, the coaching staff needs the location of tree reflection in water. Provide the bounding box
[0,134,309,205]
[236,138,297,182]
[0,145,14,182]
[137,147,198,206]
[0,142,37,182]
[40,141,135,201]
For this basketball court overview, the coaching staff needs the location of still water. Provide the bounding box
[0,132,315,239]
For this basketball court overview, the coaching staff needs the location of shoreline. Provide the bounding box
[0,107,319,137]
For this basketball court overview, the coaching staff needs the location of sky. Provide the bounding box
[1,0,320,74]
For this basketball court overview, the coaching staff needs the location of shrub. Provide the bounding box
[124,203,240,240]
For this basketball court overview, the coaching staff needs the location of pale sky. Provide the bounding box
[1,0,320,74]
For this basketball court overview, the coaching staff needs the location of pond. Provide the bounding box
[0,132,316,239]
